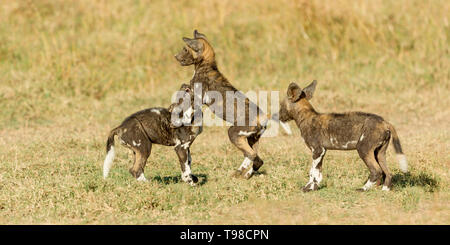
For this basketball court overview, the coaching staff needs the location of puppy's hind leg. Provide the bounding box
[357,145,383,192]
[129,142,151,182]
[375,136,392,191]
[247,131,264,172]
[228,126,262,179]
[119,125,152,181]
[129,144,151,182]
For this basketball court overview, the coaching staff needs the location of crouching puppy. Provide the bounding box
[102,84,202,186]
[278,80,408,192]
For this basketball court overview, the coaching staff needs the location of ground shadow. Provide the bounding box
[152,173,208,186]
[252,170,267,176]
[391,172,439,192]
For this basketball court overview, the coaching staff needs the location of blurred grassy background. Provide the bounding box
[1,0,448,128]
[0,0,448,224]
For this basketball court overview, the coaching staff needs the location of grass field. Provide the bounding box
[0,0,449,224]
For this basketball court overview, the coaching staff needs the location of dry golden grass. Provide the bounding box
[0,0,449,224]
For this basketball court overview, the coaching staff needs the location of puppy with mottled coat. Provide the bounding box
[174,30,268,179]
[102,84,202,186]
[277,80,408,192]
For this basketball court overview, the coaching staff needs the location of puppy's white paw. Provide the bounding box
[136,173,148,182]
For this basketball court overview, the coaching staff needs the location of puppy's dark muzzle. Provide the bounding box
[174,55,188,66]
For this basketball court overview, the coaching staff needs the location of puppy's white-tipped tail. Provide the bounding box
[388,123,408,173]
[103,146,115,179]
[103,127,119,179]
[397,154,408,173]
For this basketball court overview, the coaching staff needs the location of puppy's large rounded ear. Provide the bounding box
[287,82,302,102]
[194,30,208,40]
[301,80,317,100]
[182,37,203,52]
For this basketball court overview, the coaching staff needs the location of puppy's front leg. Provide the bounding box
[303,147,326,192]
[174,145,198,186]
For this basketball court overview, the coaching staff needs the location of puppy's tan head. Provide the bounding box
[175,30,215,66]
[278,80,317,122]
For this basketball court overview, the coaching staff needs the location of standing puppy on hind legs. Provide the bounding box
[278,80,408,192]
[174,30,268,179]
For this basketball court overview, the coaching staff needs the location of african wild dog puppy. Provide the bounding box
[174,30,268,179]
[277,80,408,192]
[102,84,202,186]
